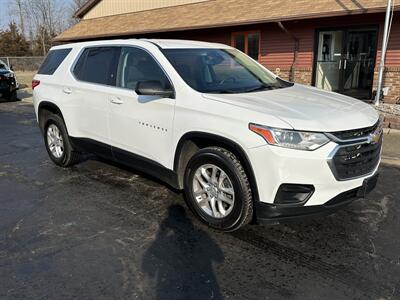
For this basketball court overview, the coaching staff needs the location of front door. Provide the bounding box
[314,27,377,99]
[108,46,175,168]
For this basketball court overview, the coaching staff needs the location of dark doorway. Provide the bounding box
[314,27,378,100]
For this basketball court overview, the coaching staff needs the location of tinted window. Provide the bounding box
[0,60,8,69]
[248,33,259,60]
[232,32,260,60]
[73,47,121,86]
[38,48,71,75]
[233,34,245,52]
[116,47,171,90]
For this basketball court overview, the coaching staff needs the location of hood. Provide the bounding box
[202,84,378,132]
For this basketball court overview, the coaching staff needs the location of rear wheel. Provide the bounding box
[184,147,253,231]
[44,114,81,167]
[2,90,17,102]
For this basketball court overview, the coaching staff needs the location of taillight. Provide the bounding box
[32,80,40,90]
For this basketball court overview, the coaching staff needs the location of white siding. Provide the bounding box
[83,0,210,19]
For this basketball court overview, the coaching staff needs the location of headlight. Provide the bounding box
[249,123,330,151]
[3,73,14,78]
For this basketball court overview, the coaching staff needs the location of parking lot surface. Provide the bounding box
[1,100,399,299]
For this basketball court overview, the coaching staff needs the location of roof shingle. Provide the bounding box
[56,0,399,42]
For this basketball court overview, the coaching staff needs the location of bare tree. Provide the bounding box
[67,0,87,26]
[9,0,28,37]
[25,0,68,55]
[14,0,26,37]
[8,0,80,55]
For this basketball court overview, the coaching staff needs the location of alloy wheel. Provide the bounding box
[47,124,64,159]
[192,164,235,218]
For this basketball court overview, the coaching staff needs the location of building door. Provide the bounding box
[314,27,377,99]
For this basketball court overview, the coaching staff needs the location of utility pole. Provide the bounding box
[375,0,393,106]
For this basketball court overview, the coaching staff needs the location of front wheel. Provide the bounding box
[183,147,253,231]
[3,90,17,101]
[8,90,17,101]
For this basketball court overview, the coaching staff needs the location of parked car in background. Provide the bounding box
[0,60,18,101]
[32,39,382,231]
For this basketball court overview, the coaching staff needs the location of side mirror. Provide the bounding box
[135,80,174,99]
[10,65,14,71]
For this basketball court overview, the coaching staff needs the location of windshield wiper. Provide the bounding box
[239,84,275,93]
[206,84,279,94]
[207,89,240,94]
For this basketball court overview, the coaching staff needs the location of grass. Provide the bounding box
[15,71,36,101]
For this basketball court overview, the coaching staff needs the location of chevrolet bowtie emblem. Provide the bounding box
[368,131,381,144]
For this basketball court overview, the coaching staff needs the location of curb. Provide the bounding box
[381,157,400,167]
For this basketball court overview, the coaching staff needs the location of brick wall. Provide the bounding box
[272,68,313,85]
[373,67,400,104]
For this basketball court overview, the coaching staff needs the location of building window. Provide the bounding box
[232,31,260,61]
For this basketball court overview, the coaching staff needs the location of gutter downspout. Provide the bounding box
[375,0,393,106]
[277,21,299,82]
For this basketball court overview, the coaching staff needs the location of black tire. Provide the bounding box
[7,90,17,101]
[183,147,253,231]
[43,114,81,167]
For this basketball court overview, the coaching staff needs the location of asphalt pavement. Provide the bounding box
[1,99,399,299]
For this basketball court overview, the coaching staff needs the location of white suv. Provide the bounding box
[33,39,382,231]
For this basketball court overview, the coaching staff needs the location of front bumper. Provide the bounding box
[255,173,378,224]
[0,79,17,96]
[247,140,381,206]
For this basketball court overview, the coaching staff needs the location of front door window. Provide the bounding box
[315,28,377,99]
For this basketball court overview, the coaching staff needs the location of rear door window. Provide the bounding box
[73,47,121,86]
[38,48,72,75]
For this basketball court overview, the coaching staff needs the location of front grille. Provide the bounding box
[330,121,379,141]
[329,135,382,180]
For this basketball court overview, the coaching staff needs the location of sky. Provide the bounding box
[0,0,75,30]
[0,0,14,29]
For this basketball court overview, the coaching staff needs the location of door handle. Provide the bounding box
[110,97,124,105]
[63,87,72,94]
[339,60,342,70]
[344,60,347,70]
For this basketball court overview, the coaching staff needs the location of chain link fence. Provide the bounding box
[0,56,44,72]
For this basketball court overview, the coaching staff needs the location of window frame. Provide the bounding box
[70,44,175,96]
[71,46,121,86]
[115,46,174,93]
[231,31,261,61]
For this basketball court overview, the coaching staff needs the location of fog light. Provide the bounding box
[274,184,315,205]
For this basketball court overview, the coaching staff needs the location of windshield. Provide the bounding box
[0,60,8,70]
[163,48,292,93]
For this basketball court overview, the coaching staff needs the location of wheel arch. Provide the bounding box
[173,131,260,203]
[38,101,65,132]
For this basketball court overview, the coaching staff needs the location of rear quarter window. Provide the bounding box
[37,48,72,75]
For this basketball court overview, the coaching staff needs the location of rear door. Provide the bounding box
[108,46,176,167]
[63,46,121,154]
